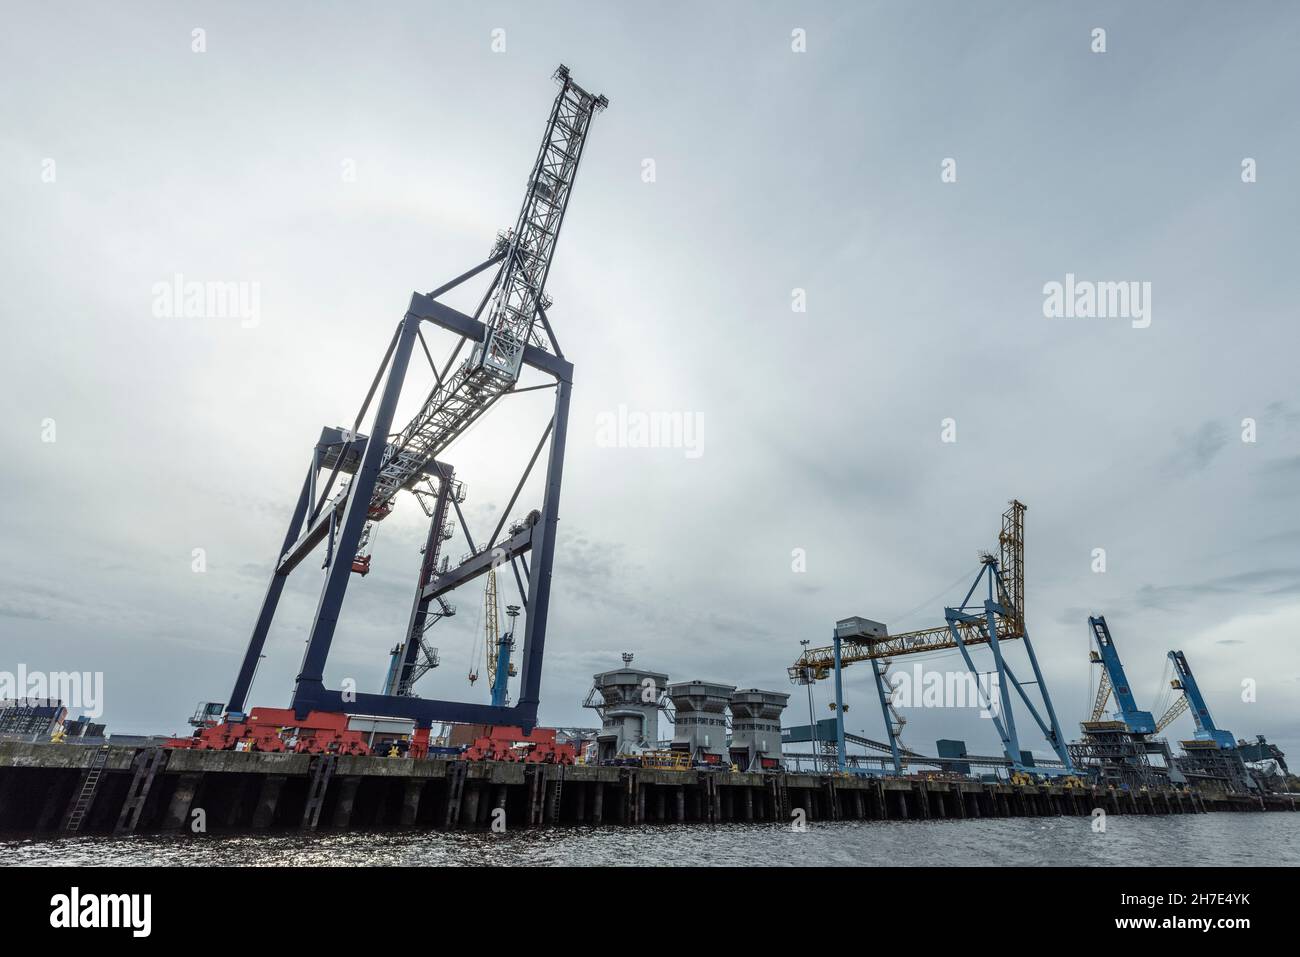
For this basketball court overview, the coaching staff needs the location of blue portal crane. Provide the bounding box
[225,66,608,732]
[1087,616,1156,734]
[1157,650,1236,749]
[796,501,1076,777]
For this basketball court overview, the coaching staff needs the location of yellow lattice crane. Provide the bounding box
[474,566,518,706]
[1090,664,1113,721]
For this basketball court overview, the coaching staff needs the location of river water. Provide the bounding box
[6,814,1298,866]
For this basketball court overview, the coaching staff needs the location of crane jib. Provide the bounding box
[349,67,607,564]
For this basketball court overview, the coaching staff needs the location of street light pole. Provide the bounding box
[799,639,820,773]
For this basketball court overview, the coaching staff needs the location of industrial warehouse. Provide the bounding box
[0,62,1294,843]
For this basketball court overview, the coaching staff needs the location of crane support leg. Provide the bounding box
[871,658,904,775]
[996,569,1074,771]
[1001,654,1075,771]
[228,464,314,712]
[833,633,847,772]
[293,315,419,713]
[515,375,571,716]
[979,596,1022,756]
[946,608,1021,767]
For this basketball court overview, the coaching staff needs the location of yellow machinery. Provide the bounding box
[640,750,691,771]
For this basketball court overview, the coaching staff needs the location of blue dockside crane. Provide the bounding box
[1159,650,1236,749]
[794,501,1076,778]
[1087,616,1156,734]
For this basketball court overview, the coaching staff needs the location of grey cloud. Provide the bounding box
[2,2,1298,759]
[1161,421,1230,479]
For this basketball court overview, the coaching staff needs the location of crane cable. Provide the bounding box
[466,578,485,684]
[1152,654,1183,730]
[885,564,984,630]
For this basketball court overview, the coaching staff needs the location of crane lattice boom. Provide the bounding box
[1155,693,1190,733]
[372,69,604,496]
[1090,668,1113,722]
[305,67,607,567]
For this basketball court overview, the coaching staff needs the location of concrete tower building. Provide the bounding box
[728,689,790,770]
[586,653,668,762]
[667,680,735,764]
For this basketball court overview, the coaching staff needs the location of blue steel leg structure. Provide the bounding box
[833,632,847,771]
[515,376,570,719]
[227,260,576,733]
[871,659,904,775]
[292,315,420,713]
[942,561,1076,775]
[228,464,314,713]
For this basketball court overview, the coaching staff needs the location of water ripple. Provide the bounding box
[5,815,1297,867]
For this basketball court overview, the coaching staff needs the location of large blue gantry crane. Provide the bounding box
[226,66,607,732]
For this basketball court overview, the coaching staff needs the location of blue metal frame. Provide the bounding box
[832,632,846,770]
[1088,616,1156,733]
[828,559,1075,777]
[944,561,1075,774]
[227,263,574,732]
[831,634,904,776]
[870,658,904,774]
[1169,650,1236,749]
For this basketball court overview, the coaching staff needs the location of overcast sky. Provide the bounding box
[2,2,1297,764]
